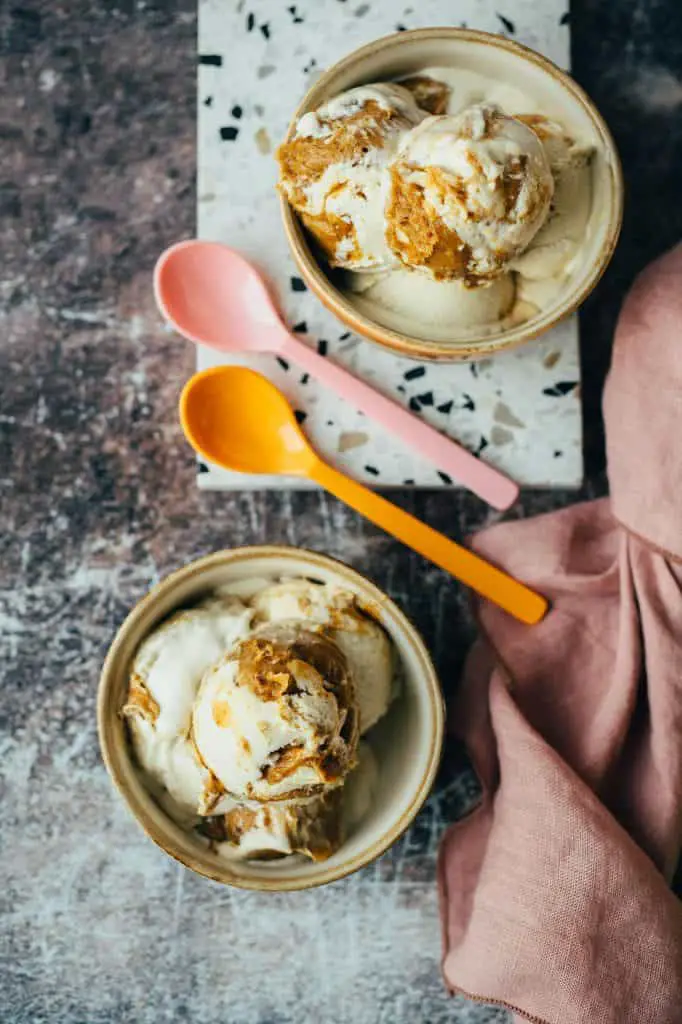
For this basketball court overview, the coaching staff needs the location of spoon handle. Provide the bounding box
[280,335,518,511]
[311,459,547,624]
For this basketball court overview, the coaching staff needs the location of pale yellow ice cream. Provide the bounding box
[122,596,253,819]
[347,267,516,341]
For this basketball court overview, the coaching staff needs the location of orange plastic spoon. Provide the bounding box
[179,366,548,625]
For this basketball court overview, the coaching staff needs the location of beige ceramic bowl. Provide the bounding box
[98,546,444,891]
[280,27,623,362]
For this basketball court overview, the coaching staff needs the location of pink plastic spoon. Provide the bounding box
[154,239,519,510]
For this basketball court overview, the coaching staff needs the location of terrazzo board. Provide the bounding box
[197,0,581,490]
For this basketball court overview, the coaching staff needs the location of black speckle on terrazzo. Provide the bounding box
[260,22,270,39]
[203,95,213,106]
[317,339,328,356]
[276,357,290,371]
[339,331,351,340]
[461,393,476,411]
[290,276,306,292]
[437,400,453,415]
[300,373,309,385]
[231,104,243,119]
[246,12,255,31]
[199,53,222,65]
[220,125,239,141]
[287,5,304,22]
[476,437,489,455]
[292,320,307,333]
[437,471,453,485]
[364,465,379,476]
[497,13,516,33]
[417,391,434,407]
[554,450,564,457]
[560,11,570,25]
[543,381,579,397]
[409,397,421,412]
[404,366,426,381]
[197,462,210,474]
[294,410,307,424]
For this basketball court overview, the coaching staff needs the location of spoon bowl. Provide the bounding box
[180,366,314,476]
[155,240,285,353]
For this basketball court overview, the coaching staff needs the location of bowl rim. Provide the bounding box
[97,544,446,891]
[279,26,624,363]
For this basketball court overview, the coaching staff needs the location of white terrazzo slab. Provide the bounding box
[197,0,580,490]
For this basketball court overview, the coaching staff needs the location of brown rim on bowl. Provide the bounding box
[97,545,445,891]
[279,27,624,362]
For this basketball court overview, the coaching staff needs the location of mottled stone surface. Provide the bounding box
[1,2,682,1022]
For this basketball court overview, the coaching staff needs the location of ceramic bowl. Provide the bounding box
[279,27,623,362]
[98,546,444,891]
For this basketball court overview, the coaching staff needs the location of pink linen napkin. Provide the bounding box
[438,243,682,1024]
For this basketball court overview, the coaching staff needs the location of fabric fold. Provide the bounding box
[438,243,682,1024]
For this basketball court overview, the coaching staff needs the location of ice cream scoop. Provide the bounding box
[252,579,395,731]
[200,789,344,862]
[121,595,254,817]
[385,104,554,282]
[192,625,359,802]
[277,83,424,270]
[511,114,594,283]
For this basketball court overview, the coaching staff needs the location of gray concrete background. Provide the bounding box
[2,1,682,1021]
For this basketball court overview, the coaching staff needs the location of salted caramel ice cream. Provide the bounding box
[122,578,394,862]
[277,83,424,270]
[277,64,598,342]
[385,104,554,282]
[192,625,359,802]
[251,578,395,732]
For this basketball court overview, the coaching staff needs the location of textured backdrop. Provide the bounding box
[2,1,682,1022]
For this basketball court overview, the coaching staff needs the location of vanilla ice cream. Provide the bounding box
[347,267,516,341]
[277,83,424,270]
[122,595,254,818]
[121,578,396,862]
